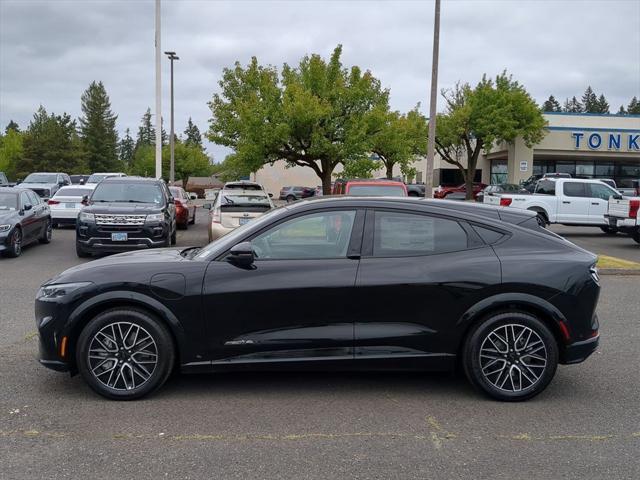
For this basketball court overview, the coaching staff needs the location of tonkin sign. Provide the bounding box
[572,131,640,151]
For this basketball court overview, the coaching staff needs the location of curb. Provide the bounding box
[599,269,640,276]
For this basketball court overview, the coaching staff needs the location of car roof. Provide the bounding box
[100,176,162,184]
[337,179,405,186]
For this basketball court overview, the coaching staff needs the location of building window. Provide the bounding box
[575,161,595,178]
[490,160,507,184]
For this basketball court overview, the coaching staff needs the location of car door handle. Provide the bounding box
[347,253,361,260]
[562,201,571,204]
[591,202,599,205]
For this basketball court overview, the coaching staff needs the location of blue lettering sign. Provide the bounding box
[588,133,602,149]
[571,132,584,149]
[608,133,621,150]
[629,134,640,150]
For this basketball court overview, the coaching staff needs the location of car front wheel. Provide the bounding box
[76,308,175,400]
[39,219,52,244]
[463,312,558,402]
[3,227,22,257]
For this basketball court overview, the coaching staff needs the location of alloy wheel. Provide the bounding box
[87,322,158,391]
[479,323,547,392]
[12,229,22,256]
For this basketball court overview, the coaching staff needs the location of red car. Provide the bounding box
[332,179,407,196]
[434,182,487,200]
[169,186,196,229]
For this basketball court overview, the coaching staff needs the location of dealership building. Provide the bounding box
[252,112,640,195]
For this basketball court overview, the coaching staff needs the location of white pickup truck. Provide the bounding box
[485,178,621,234]
[606,196,640,244]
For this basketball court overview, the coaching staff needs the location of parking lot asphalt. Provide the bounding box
[1,210,639,480]
[549,224,640,263]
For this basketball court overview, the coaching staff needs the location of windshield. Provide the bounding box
[347,185,406,196]
[53,187,94,198]
[24,173,57,183]
[87,174,116,183]
[0,192,18,210]
[221,194,270,207]
[91,183,164,204]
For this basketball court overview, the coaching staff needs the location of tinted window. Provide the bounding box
[251,210,356,260]
[589,183,617,200]
[535,180,556,195]
[373,211,468,257]
[563,182,587,197]
[20,192,31,208]
[472,225,505,244]
[27,190,41,205]
[91,182,164,204]
[0,193,18,210]
[348,185,406,196]
[23,173,57,183]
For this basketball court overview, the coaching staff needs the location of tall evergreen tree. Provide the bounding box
[563,96,583,113]
[581,86,599,113]
[136,108,155,148]
[542,95,562,112]
[79,81,119,172]
[183,117,203,148]
[628,96,640,114]
[119,128,135,167]
[618,105,626,114]
[4,120,20,134]
[595,94,610,114]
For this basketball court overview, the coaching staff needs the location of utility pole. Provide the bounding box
[154,0,162,179]
[165,51,179,184]
[425,0,441,198]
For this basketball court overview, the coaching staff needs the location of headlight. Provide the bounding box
[79,212,95,222]
[0,224,11,232]
[590,264,600,285]
[146,213,164,223]
[37,282,92,300]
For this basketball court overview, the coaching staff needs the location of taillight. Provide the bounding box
[211,209,221,223]
[629,199,640,219]
[500,197,512,206]
[47,200,60,205]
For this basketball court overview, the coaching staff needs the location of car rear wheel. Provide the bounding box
[39,219,52,244]
[632,229,640,244]
[286,195,296,203]
[3,227,22,258]
[600,226,618,235]
[170,225,177,245]
[76,308,175,400]
[463,312,558,402]
[76,241,90,258]
[189,208,196,225]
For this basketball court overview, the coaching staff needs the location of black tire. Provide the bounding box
[189,208,196,225]
[75,308,175,400]
[286,195,296,203]
[528,208,548,226]
[170,225,177,245]
[76,241,91,258]
[3,227,22,258]
[600,226,618,235]
[39,218,52,244]
[632,229,640,244]
[462,311,558,402]
[177,221,188,230]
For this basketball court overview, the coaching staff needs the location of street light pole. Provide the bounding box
[154,0,162,179]
[425,0,441,198]
[165,51,179,184]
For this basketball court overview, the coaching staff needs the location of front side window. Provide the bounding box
[251,210,356,260]
[563,182,587,197]
[23,173,57,184]
[347,185,405,196]
[20,192,31,208]
[373,211,468,257]
[589,183,617,200]
[27,190,41,205]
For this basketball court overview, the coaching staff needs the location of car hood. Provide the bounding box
[19,182,57,190]
[83,202,163,214]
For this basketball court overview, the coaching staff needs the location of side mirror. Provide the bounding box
[58,181,65,186]
[81,195,89,206]
[23,203,33,211]
[227,242,255,268]
[268,193,273,198]
[612,193,623,200]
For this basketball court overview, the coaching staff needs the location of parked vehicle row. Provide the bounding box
[35,196,600,402]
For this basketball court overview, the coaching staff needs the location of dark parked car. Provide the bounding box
[169,186,196,229]
[75,177,176,257]
[279,186,316,202]
[39,197,599,401]
[406,183,426,197]
[70,175,90,185]
[0,187,52,257]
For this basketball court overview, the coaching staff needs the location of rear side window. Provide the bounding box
[535,180,556,195]
[373,211,468,257]
[563,182,587,197]
[472,225,505,244]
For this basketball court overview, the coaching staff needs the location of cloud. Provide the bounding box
[1,0,639,164]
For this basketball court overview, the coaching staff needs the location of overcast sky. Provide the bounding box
[1,0,639,163]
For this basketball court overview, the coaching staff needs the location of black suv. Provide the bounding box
[75,177,176,257]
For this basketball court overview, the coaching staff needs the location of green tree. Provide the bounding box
[582,86,599,113]
[4,120,20,134]
[339,155,379,179]
[129,140,212,181]
[184,117,203,148]
[0,128,24,180]
[368,106,428,179]
[119,128,135,167]
[21,106,86,178]
[595,94,610,114]
[79,81,120,172]
[434,74,547,200]
[136,108,155,148]
[628,96,640,114]
[128,143,155,177]
[208,45,388,194]
[542,95,562,112]
[563,96,583,113]
[618,105,626,114]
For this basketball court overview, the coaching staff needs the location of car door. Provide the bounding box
[26,190,48,236]
[353,208,502,368]
[588,182,618,225]
[19,191,38,240]
[201,208,364,365]
[557,182,590,223]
